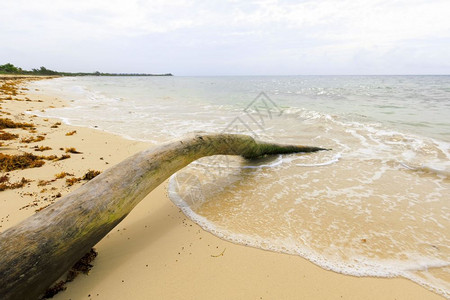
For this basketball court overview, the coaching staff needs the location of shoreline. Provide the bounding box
[0,76,445,299]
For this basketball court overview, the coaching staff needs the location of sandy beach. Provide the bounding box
[0,76,445,299]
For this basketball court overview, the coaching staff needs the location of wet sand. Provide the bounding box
[0,76,444,299]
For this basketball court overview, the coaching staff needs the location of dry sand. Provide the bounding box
[0,76,444,299]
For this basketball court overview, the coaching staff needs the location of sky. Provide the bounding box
[1,0,449,75]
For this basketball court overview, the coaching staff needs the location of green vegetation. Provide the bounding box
[0,63,173,76]
[0,64,59,75]
[0,63,23,74]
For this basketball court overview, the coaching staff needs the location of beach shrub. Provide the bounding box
[0,63,22,74]
[31,66,59,76]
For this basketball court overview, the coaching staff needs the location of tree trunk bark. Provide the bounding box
[0,133,327,300]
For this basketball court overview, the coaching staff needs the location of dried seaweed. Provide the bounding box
[65,130,77,136]
[0,153,45,171]
[41,248,98,299]
[0,177,31,191]
[50,122,61,129]
[21,135,45,143]
[34,146,52,152]
[0,132,18,140]
[65,147,82,154]
[37,179,55,187]
[54,172,73,179]
[82,170,101,180]
[52,154,71,161]
[0,118,34,129]
[65,177,80,186]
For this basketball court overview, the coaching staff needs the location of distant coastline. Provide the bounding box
[0,63,173,77]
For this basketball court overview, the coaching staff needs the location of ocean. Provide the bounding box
[29,75,450,297]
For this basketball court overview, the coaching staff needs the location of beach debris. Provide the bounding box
[21,135,45,143]
[65,130,77,136]
[42,248,98,299]
[0,133,328,300]
[65,177,80,186]
[0,151,75,172]
[66,248,98,282]
[54,172,73,179]
[53,154,71,161]
[34,146,52,152]
[50,122,61,128]
[41,280,66,299]
[0,81,19,96]
[0,118,34,129]
[0,176,30,191]
[82,170,101,180]
[0,152,45,171]
[65,170,101,186]
[211,248,226,258]
[0,132,18,140]
[37,179,55,187]
[65,147,82,154]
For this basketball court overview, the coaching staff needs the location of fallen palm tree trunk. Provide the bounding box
[0,133,327,300]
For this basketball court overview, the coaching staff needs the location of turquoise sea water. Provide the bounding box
[30,76,450,297]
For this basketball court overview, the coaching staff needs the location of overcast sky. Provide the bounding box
[1,0,449,75]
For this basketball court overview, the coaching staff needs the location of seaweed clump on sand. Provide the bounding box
[0,152,76,172]
[65,147,82,154]
[21,135,45,143]
[65,130,76,136]
[0,131,18,140]
[41,281,66,299]
[0,153,45,171]
[65,170,101,186]
[66,248,98,282]
[0,175,30,191]
[0,118,34,129]
[0,80,19,97]
[52,154,71,161]
[42,248,98,299]
[54,172,73,179]
[50,122,61,129]
[65,177,80,186]
[34,146,52,152]
[82,170,101,180]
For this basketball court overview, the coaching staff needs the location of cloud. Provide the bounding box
[1,0,449,74]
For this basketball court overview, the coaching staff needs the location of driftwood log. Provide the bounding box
[0,133,327,300]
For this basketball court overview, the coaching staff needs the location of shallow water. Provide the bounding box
[31,75,450,297]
